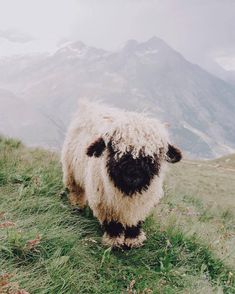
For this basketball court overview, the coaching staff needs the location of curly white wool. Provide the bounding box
[61,100,170,228]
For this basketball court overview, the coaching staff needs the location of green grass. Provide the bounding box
[157,157,235,269]
[0,137,234,293]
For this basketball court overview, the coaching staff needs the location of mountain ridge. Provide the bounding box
[0,36,234,158]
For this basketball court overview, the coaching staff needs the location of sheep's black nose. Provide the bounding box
[122,168,144,187]
[131,176,143,188]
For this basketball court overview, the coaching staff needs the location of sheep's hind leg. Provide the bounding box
[124,222,146,248]
[67,181,87,209]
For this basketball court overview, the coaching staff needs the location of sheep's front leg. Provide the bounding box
[102,220,125,248]
[124,222,146,248]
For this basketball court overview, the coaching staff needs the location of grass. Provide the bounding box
[157,157,235,269]
[0,137,234,293]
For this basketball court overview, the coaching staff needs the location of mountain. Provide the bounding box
[0,88,64,148]
[225,70,235,84]
[200,56,235,86]
[0,36,235,158]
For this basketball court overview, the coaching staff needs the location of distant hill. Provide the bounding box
[211,153,235,169]
[0,37,235,158]
[0,88,64,148]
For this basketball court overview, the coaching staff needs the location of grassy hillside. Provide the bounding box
[0,137,234,294]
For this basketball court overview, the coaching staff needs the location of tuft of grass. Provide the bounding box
[0,136,22,149]
[0,138,234,293]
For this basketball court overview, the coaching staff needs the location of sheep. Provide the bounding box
[61,100,182,248]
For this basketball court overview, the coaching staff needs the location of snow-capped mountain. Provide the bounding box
[0,37,235,158]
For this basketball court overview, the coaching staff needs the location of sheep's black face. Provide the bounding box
[107,143,160,196]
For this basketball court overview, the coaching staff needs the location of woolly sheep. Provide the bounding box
[61,100,182,248]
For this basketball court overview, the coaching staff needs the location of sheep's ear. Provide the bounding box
[166,144,182,163]
[86,138,106,157]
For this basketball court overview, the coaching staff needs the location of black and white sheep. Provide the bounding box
[61,100,182,248]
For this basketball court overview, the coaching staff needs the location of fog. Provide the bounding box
[0,0,234,69]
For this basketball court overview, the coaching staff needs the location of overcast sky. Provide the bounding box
[0,0,234,69]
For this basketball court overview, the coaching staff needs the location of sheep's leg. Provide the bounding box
[68,184,87,209]
[64,176,86,209]
[102,220,125,248]
[62,151,87,209]
[124,222,146,248]
[68,186,86,208]
[62,164,87,208]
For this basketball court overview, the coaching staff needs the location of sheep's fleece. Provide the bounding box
[61,100,182,248]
